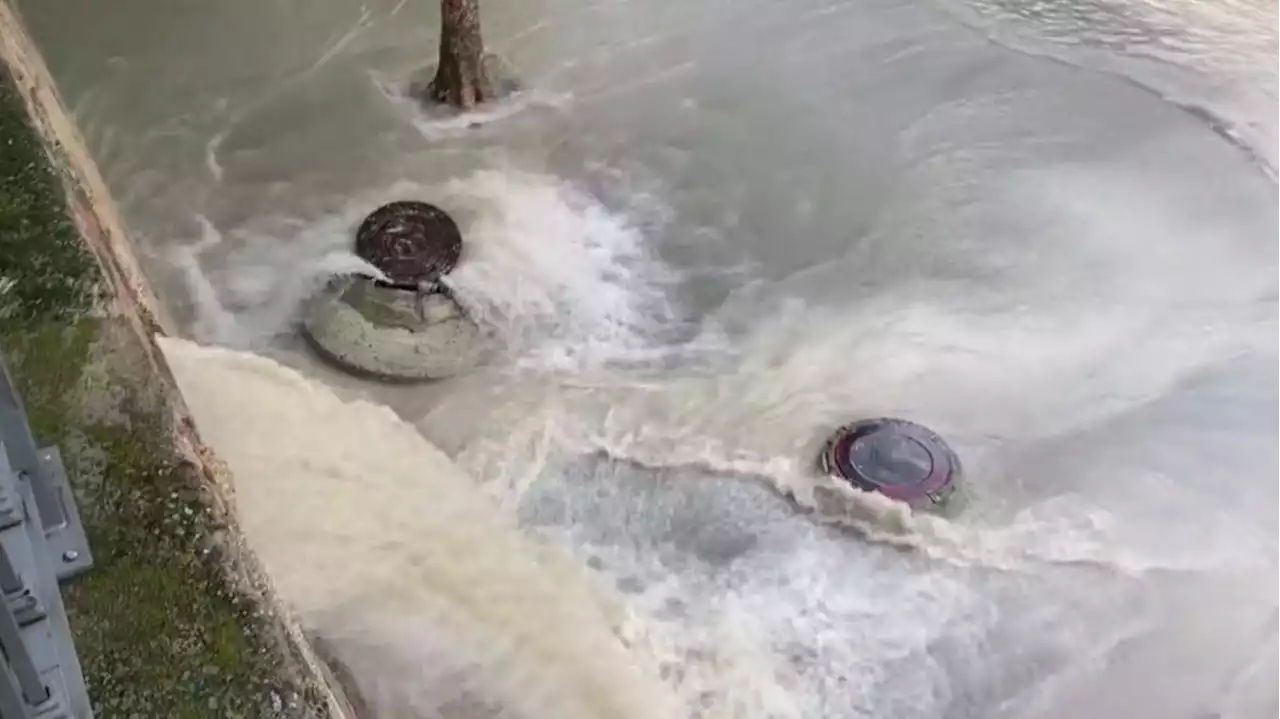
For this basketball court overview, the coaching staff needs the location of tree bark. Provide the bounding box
[429,0,495,109]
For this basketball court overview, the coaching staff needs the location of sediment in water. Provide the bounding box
[158,335,684,719]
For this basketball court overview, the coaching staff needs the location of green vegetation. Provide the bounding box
[0,66,326,717]
[0,67,95,326]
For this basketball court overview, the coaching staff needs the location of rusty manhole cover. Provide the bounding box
[355,200,462,288]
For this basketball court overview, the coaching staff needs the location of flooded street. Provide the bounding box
[16,0,1278,716]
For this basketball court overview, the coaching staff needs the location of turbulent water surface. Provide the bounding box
[17,0,1278,717]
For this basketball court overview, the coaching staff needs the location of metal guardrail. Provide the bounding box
[0,353,93,719]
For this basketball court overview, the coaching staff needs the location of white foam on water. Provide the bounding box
[428,356,1261,714]
[437,168,682,370]
[401,291,1269,717]
[158,335,684,719]
[174,169,681,371]
[371,167,1277,719]
[420,283,1268,568]
[369,67,573,142]
[171,211,385,349]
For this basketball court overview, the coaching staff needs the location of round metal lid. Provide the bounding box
[821,417,959,502]
[847,431,935,487]
[355,201,462,288]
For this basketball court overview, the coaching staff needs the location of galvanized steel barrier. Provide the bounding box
[0,351,93,718]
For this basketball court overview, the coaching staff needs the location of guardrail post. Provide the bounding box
[0,354,92,581]
[0,351,93,718]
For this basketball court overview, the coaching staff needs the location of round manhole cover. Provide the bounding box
[848,432,934,487]
[819,417,962,507]
[355,201,462,288]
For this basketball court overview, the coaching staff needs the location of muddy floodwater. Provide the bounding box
[18,0,1278,716]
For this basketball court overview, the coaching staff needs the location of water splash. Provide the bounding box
[438,168,683,370]
[159,336,684,719]
[174,170,683,371]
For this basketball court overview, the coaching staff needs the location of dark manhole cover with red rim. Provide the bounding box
[355,200,463,288]
[819,417,962,507]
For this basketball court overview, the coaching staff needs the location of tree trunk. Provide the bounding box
[429,0,495,109]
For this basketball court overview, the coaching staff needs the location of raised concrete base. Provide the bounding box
[301,277,495,382]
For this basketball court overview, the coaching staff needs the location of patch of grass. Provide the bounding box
[0,64,96,327]
[62,421,281,718]
[2,320,95,437]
